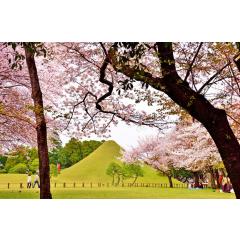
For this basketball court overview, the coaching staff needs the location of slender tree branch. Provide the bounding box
[226,113,240,126]
[99,42,109,59]
[184,42,203,82]
[197,61,231,94]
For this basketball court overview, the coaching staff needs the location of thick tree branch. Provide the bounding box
[109,42,240,198]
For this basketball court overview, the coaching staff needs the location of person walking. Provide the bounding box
[32,171,40,188]
[27,173,32,188]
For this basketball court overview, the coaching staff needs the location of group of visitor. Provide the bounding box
[219,176,233,193]
[188,180,206,189]
[187,175,234,193]
[27,170,40,188]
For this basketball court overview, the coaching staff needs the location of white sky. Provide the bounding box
[107,121,161,149]
[60,120,161,150]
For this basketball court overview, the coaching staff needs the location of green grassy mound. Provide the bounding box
[56,140,180,184]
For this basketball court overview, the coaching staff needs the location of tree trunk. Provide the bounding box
[110,42,240,198]
[193,172,199,188]
[117,174,120,185]
[24,47,52,199]
[214,169,221,189]
[112,175,115,185]
[132,176,138,185]
[209,168,216,189]
[204,110,240,197]
[156,43,240,197]
[167,175,173,188]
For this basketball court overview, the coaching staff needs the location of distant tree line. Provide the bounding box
[54,138,105,168]
[0,138,104,175]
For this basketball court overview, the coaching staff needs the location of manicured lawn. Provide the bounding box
[0,187,235,199]
[0,142,235,199]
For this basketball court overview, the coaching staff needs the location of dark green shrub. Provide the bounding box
[30,158,39,172]
[50,164,58,177]
[8,163,27,174]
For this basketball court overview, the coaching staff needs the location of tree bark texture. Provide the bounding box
[167,175,173,188]
[24,47,52,199]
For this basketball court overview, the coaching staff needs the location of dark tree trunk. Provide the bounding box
[110,42,240,198]
[167,175,173,188]
[193,172,199,188]
[209,168,216,189]
[24,47,52,199]
[214,169,221,189]
[203,110,240,197]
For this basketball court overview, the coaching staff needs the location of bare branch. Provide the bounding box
[197,61,231,94]
[64,91,97,130]
[99,42,108,59]
[184,42,203,82]
[227,113,240,126]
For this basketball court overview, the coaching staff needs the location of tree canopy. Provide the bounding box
[1,42,240,198]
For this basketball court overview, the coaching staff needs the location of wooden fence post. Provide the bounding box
[90,182,92,188]
[20,183,23,189]
[73,182,76,188]
[63,182,66,188]
[54,182,57,188]
[8,183,10,189]
[82,182,85,188]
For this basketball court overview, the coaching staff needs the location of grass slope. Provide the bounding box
[56,140,180,184]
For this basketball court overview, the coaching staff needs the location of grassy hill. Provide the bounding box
[0,140,181,185]
[56,140,180,184]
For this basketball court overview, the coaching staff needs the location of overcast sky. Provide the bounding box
[60,120,161,150]
[108,121,161,149]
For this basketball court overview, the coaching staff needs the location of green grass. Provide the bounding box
[0,187,235,199]
[0,174,28,184]
[0,140,235,199]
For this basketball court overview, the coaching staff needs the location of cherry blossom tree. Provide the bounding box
[0,43,64,198]
[0,44,36,150]
[2,42,240,198]
[51,42,240,197]
[121,135,176,187]
[121,120,223,188]
[169,120,222,187]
